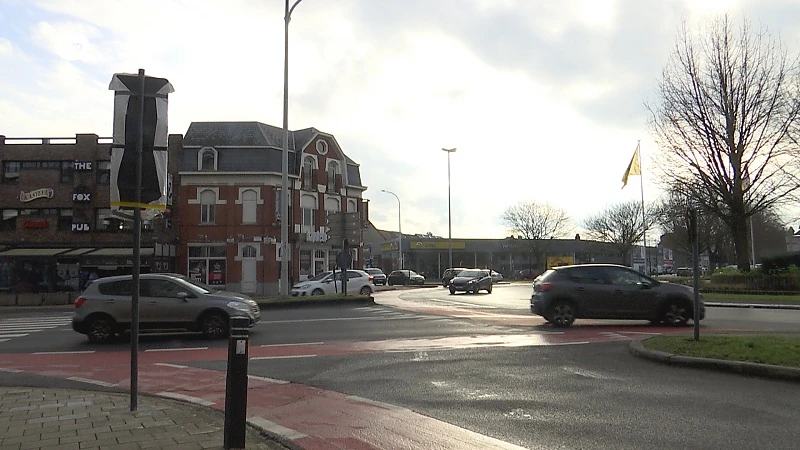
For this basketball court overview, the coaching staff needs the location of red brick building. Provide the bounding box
[0,134,182,293]
[178,122,368,295]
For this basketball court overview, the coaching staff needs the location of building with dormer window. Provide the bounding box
[178,122,368,295]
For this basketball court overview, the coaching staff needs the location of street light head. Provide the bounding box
[442,147,457,153]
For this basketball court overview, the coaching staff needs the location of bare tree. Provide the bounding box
[648,15,800,271]
[502,201,572,271]
[583,200,653,263]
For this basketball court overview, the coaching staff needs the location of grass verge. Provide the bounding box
[701,293,800,304]
[643,335,800,368]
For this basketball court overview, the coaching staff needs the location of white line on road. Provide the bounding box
[258,317,407,324]
[258,342,324,347]
[248,375,290,384]
[251,354,317,360]
[0,334,28,338]
[33,350,95,355]
[144,347,208,352]
[0,367,21,373]
[153,363,189,369]
[248,417,307,440]
[67,377,117,387]
[156,391,216,406]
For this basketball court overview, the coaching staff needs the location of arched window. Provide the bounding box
[302,157,315,190]
[200,189,216,223]
[242,245,257,258]
[198,148,217,171]
[327,161,340,191]
[242,189,257,224]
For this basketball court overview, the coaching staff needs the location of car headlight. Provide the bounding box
[467,279,475,284]
[227,301,251,312]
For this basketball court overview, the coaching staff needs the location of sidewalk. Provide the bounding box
[0,387,291,450]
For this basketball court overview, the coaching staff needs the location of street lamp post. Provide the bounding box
[442,148,457,269]
[281,0,303,296]
[381,190,402,270]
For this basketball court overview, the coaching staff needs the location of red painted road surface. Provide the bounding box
[0,291,699,449]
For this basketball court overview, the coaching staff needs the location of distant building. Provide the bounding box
[177,122,367,294]
[0,133,181,294]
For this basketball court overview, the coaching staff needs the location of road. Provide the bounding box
[1,286,799,449]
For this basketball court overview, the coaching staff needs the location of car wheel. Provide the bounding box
[359,286,372,296]
[449,286,456,295]
[660,301,690,326]
[311,288,325,296]
[200,312,229,339]
[549,301,576,328]
[86,316,115,344]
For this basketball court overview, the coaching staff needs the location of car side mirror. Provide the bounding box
[177,291,192,301]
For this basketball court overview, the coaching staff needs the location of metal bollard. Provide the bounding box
[224,316,250,450]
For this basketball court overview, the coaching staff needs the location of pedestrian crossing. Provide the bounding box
[0,313,73,343]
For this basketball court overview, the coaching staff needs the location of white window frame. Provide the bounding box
[236,188,262,224]
[198,147,218,171]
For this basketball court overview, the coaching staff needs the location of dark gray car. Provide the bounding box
[72,273,261,343]
[530,264,705,328]
[449,269,492,294]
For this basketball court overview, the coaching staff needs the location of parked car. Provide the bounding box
[387,270,425,286]
[514,268,540,280]
[364,268,387,286]
[530,264,705,328]
[441,267,467,287]
[72,273,261,344]
[291,270,374,296]
[449,269,492,294]
[490,270,504,283]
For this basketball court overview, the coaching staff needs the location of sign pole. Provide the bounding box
[130,68,145,411]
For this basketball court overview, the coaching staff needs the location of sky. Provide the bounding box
[2,0,800,240]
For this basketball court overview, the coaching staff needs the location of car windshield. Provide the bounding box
[458,270,483,277]
[308,271,332,282]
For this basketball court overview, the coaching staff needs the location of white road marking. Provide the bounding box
[0,367,22,373]
[0,334,28,338]
[144,347,208,352]
[251,354,317,360]
[248,417,307,440]
[258,342,324,347]
[345,395,407,412]
[156,391,215,406]
[67,377,117,387]
[153,363,189,369]
[248,375,290,384]
[33,350,95,355]
[259,316,408,324]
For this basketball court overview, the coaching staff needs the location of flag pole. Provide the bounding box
[638,140,648,275]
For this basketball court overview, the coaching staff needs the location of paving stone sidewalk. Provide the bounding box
[0,387,291,450]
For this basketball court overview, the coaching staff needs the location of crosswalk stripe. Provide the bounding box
[0,334,28,338]
[0,315,74,344]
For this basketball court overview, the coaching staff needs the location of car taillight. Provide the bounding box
[535,282,552,292]
[74,297,86,308]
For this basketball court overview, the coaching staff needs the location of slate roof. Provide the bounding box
[183,122,298,148]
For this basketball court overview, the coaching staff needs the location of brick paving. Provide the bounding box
[0,387,290,450]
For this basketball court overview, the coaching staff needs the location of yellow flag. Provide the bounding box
[621,144,641,189]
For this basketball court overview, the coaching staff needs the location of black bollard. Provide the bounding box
[224,316,250,450]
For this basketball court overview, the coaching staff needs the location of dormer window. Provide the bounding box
[198,147,217,171]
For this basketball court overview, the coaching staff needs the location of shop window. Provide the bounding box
[242,189,257,224]
[200,189,216,223]
[3,162,20,184]
[0,210,17,231]
[97,161,111,185]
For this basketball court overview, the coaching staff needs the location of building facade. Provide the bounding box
[0,134,181,294]
[178,122,367,295]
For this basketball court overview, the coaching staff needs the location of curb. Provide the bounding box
[628,339,800,382]
[257,297,376,309]
[705,302,800,310]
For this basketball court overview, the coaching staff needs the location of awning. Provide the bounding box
[83,248,155,256]
[0,248,73,256]
[59,248,97,256]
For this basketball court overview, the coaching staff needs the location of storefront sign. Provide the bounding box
[410,241,467,250]
[71,223,91,232]
[73,161,93,171]
[19,188,54,202]
[306,230,329,243]
[22,219,48,229]
[72,192,92,202]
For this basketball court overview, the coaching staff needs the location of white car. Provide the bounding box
[290,270,374,296]
[490,270,504,282]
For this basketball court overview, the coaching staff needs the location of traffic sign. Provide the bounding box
[325,212,361,230]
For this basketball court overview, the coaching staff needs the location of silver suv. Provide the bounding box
[72,273,261,343]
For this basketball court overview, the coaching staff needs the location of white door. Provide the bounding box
[241,245,257,293]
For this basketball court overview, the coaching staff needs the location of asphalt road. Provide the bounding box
[1,287,800,449]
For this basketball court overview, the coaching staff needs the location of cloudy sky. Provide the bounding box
[2,0,799,239]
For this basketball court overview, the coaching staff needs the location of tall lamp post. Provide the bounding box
[442,148,457,269]
[381,190,402,269]
[281,0,303,296]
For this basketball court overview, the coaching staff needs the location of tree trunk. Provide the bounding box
[732,217,751,271]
